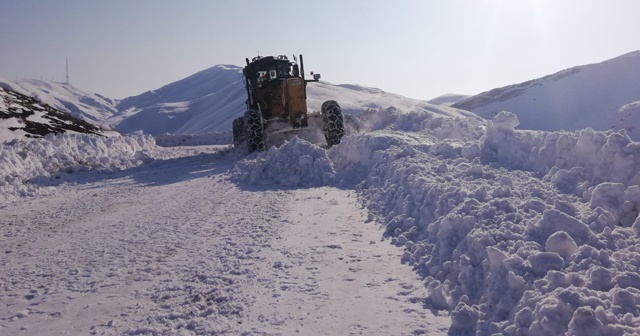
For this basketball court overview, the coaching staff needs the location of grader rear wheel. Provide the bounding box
[232,117,246,147]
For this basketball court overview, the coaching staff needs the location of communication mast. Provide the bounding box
[65,57,69,84]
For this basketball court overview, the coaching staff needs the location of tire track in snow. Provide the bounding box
[240,186,450,335]
[0,148,287,334]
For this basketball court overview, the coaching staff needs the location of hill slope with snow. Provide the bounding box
[112,65,246,135]
[453,51,640,140]
[111,65,480,135]
[427,93,470,106]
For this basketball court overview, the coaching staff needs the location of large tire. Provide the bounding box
[245,109,265,153]
[232,117,246,147]
[321,100,345,147]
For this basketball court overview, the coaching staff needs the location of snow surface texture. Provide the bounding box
[3,106,640,334]
[454,50,640,140]
[1,146,451,335]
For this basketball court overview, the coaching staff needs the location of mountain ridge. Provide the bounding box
[453,50,640,139]
[3,50,640,140]
[110,65,479,135]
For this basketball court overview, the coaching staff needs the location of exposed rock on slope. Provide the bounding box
[1,86,115,142]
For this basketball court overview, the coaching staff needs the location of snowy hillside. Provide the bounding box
[453,51,640,140]
[0,77,118,123]
[111,64,480,135]
[0,86,118,142]
[427,93,470,106]
[308,83,478,119]
[3,102,640,334]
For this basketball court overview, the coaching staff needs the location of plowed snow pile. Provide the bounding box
[234,108,640,335]
[233,137,335,187]
[1,133,159,203]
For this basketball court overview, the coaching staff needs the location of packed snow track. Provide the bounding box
[0,145,449,335]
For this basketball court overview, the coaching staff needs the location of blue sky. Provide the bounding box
[1,0,639,100]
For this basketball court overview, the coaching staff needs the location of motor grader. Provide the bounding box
[232,54,345,153]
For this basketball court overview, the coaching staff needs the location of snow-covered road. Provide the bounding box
[4,107,640,335]
[0,146,449,335]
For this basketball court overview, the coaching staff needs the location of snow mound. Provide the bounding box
[233,137,335,187]
[1,133,159,203]
[613,101,640,139]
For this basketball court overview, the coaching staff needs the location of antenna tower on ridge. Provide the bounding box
[65,57,69,84]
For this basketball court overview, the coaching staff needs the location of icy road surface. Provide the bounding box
[0,146,450,335]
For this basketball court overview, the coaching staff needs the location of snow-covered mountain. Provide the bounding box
[0,67,479,141]
[453,51,640,139]
[111,65,480,135]
[5,50,640,141]
[0,78,118,123]
[0,85,117,142]
[112,65,246,135]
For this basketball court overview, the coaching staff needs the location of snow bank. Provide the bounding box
[481,111,640,198]
[0,133,159,203]
[345,111,640,335]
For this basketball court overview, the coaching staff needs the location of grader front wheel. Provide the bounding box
[321,100,346,147]
[245,109,266,153]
